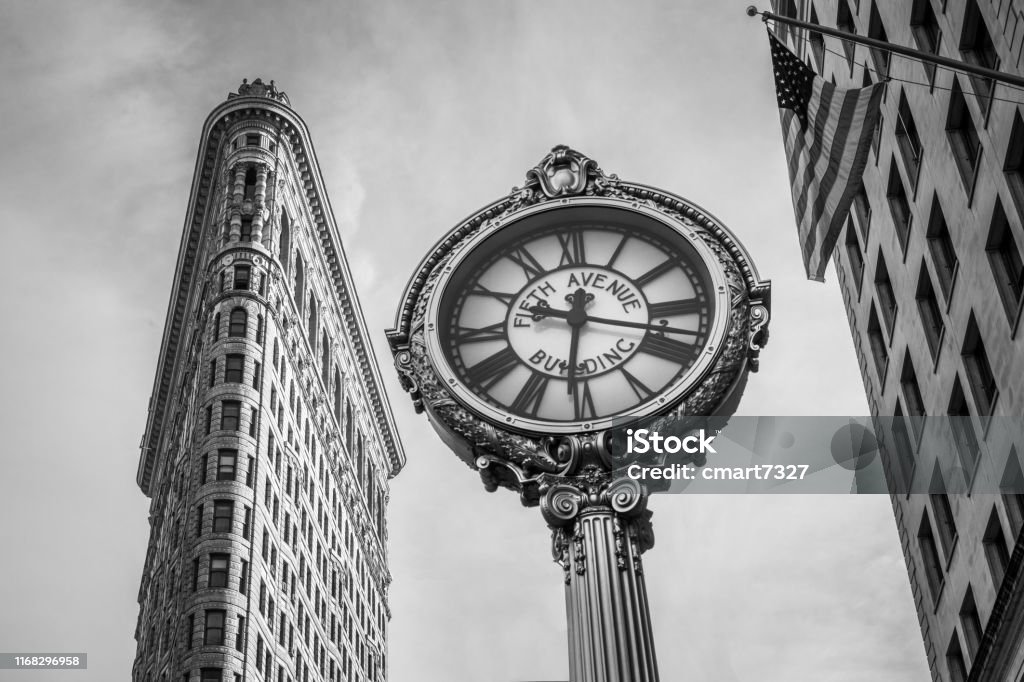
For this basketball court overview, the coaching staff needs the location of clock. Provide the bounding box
[423,199,731,435]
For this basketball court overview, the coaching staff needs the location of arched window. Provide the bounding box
[213,313,221,341]
[244,167,257,200]
[229,308,248,338]
[308,297,318,345]
[333,369,342,422]
[321,333,330,387]
[294,254,305,316]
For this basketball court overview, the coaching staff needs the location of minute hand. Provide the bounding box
[529,306,700,337]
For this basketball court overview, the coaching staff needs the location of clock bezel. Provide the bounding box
[421,195,732,435]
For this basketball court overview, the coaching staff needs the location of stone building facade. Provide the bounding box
[775,0,1024,679]
[132,79,405,682]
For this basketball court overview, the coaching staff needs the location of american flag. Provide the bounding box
[769,31,884,281]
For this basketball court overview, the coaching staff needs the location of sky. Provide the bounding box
[0,1,929,681]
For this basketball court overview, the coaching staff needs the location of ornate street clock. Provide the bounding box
[387,146,770,682]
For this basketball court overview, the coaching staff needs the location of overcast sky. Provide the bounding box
[0,1,929,680]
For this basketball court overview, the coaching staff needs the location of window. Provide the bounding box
[321,334,330,388]
[221,401,241,431]
[911,0,941,84]
[926,195,958,300]
[249,407,259,437]
[294,253,305,316]
[229,309,248,339]
[918,510,945,604]
[836,0,857,71]
[947,633,968,682]
[209,359,216,388]
[845,225,865,290]
[962,313,998,415]
[867,305,888,382]
[808,4,824,73]
[187,614,195,649]
[891,402,916,489]
[1002,448,1024,538]
[236,615,246,651]
[212,313,221,342]
[256,315,264,346]
[960,586,983,666]
[240,218,253,242]
[246,456,255,487]
[916,264,945,361]
[948,377,980,477]
[225,355,244,384]
[960,0,998,114]
[253,361,262,389]
[875,251,897,334]
[246,134,261,147]
[213,500,234,533]
[851,185,871,242]
[947,78,983,196]
[983,507,1010,586]
[867,2,890,79]
[217,449,237,481]
[930,474,958,560]
[240,560,249,593]
[192,558,200,592]
[209,553,229,588]
[244,167,257,201]
[308,296,318,344]
[1005,111,1024,216]
[279,211,291,273]
[887,159,913,252]
[206,405,213,436]
[204,609,226,646]
[334,370,342,422]
[234,265,251,290]
[242,506,252,539]
[895,91,923,190]
[987,199,1024,321]
[900,350,926,439]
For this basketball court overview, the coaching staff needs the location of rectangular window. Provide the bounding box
[187,614,195,649]
[192,558,200,592]
[837,0,857,71]
[947,78,983,197]
[206,405,213,436]
[947,634,968,682]
[845,224,865,291]
[918,510,945,604]
[851,185,872,242]
[209,359,217,388]
[221,401,241,431]
[243,506,252,539]
[948,377,980,477]
[246,134,261,147]
[246,456,255,487]
[213,500,234,534]
[960,0,998,115]
[960,586,983,666]
[234,265,251,290]
[867,2,890,79]
[195,503,204,537]
[930,483,958,562]
[926,195,958,301]
[240,218,253,242]
[987,199,1024,322]
[983,506,1010,587]
[867,305,888,383]
[1005,111,1024,216]
[887,159,913,252]
[204,609,226,646]
[875,251,897,334]
[962,313,998,415]
[239,559,249,593]
[911,0,941,84]
[236,615,246,651]
[253,361,262,389]
[900,350,926,440]
[250,408,259,437]
[217,449,237,481]
[1002,448,1024,539]
[209,553,229,588]
[892,402,916,489]
[916,264,945,361]
[895,91,923,191]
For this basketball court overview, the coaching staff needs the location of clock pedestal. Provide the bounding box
[543,478,659,682]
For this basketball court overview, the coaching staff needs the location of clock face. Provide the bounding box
[428,202,728,433]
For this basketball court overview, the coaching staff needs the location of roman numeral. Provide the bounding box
[638,333,700,364]
[466,347,520,389]
[557,231,586,266]
[607,235,629,269]
[649,298,703,318]
[470,284,515,304]
[454,322,506,344]
[510,372,549,417]
[573,380,597,420]
[507,247,545,281]
[620,368,655,401]
[634,258,679,287]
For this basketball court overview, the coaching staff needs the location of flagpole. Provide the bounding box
[746,5,1024,90]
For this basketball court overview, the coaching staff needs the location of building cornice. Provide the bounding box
[137,86,406,496]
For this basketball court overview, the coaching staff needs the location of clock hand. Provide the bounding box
[564,288,590,395]
[529,304,700,337]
